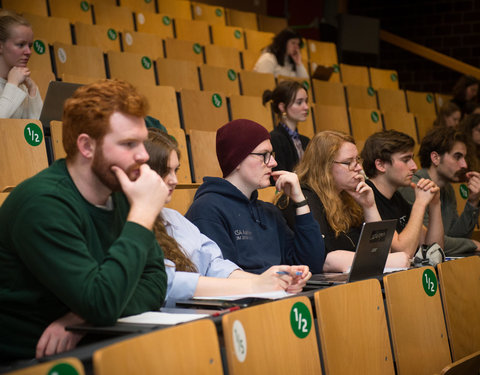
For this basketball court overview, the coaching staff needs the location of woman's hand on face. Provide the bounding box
[346,173,375,208]
[7,66,30,86]
[289,48,302,65]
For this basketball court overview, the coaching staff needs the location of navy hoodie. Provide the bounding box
[185,177,325,274]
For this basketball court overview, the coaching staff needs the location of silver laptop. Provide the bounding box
[39,81,83,135]
[308,219,397,285]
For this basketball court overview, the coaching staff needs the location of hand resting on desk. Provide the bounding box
[36,312,85,359]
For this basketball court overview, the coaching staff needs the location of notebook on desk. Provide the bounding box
[308,219,397,285]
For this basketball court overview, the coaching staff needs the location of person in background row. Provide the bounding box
[434,101,461,128]
[253,28,309,79]
[263,80,310,173]
[186,119,325,275]
[361,130,444,258]
[399,126,480,255]
[459,113,480,172]
[145,128,311,307]
[0,11,42,119]
[278,131,410,272]
[451,75,479,117]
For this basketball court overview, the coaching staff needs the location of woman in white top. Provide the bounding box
[253,28,309,79]
[144,128,311,307]
[0,11,42,119]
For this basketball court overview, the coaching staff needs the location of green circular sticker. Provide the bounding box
[193,43,202,54]
[24,123,43,147]
[290,302,312,339]
[390,73,398,82]
[48,363,80,375]
[460,184,469,199]
[426,94,433,103]
[333,64,339,73]
[227,69,237,81]
[422,269,437,297]
[80,1,89,11]
[162,16,171,25]
[367,86,375,96]
[215,8,223,17]
[212,93,222,108]
[371,111,379,123]
[234,30,242,39]
[107,29,117,41]
[144,0,152,3]
[33,40,46,55]
[141,56,152,69]
[302,80,310,90]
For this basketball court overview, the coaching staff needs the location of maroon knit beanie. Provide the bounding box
[216,119,271,178]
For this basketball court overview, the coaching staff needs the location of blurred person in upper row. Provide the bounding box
[253,28,309,79]
[434,101,461,128]
[459,113,480,171]
[263,80,310,173]
[451,74,479,117]
[0,10,42,119]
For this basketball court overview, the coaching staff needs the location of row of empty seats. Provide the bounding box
[6,257,480,374]
[7,0,287,33]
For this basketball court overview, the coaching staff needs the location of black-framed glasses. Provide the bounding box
[333,156,363,171]
[250,151,275,164]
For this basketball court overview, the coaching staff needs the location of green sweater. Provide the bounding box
[0,160,167,361]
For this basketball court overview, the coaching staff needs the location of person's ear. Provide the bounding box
[431,151,441,167]
[77,133,96,159]
[278,102,286,113]
[374,158,387,173]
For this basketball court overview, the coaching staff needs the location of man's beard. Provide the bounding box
[91,148,141,192]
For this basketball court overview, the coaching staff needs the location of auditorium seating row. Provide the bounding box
[5,0,455,119]
[0,90,441,192]
[5,257,480,375]
[5,0,288,34]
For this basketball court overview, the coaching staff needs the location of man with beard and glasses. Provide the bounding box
[399,126,480,254]
[360,130,444,259]
[0,79,169,364]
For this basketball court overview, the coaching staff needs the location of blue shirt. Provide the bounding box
[162,208,240,307]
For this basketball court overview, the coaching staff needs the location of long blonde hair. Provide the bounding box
[295,131,364,236]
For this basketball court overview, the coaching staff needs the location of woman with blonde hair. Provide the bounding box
[278,130,410,272]
[0,10,42,118]
[145,128,310,306]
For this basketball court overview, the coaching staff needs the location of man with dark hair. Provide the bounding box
[0,79,169,363]
[186,119,324,274]
[399,126,480,254]
[360,130,444,258]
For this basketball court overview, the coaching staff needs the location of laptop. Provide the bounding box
[39,81,83,135]
[307,219,397,285]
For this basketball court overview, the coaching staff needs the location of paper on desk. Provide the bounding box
[118,311,209,325]
[384,267,409,272]
[193,290,293,301]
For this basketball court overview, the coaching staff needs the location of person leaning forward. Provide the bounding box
[0,79,169,363]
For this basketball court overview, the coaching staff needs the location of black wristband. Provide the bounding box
[293,199,308,208]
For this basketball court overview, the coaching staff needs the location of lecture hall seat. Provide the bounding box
[222,296,322,374]
[93,319,222,375]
